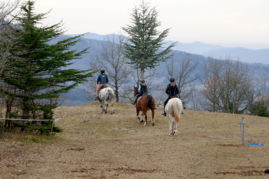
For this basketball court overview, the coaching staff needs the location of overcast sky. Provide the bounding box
[34,0,269,49]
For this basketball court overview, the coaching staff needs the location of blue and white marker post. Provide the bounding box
[240,117,264,146]
[240,117,247,145]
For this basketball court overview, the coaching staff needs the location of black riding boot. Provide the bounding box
[162,104,166,116]
[162,97,170,116]
[96,96,101,102]
[133,94,140,105]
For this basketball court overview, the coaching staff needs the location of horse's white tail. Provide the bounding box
[172,102,180,122]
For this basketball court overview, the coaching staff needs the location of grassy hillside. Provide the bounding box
[1,103,269,178]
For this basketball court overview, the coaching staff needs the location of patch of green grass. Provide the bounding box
[114,103,132,107]
[0,132,59,144]
[23,135,40,143]
[22,134,59,144]
[89,101,100,106]
[96,127,109,135]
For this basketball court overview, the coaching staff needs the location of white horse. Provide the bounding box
[165,98,184,136]
[98,87,115,114]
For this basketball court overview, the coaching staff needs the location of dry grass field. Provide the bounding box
[1,102,269,178]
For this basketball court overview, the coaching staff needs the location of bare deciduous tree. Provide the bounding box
[166,57,198,102]
[0,0,21,73]
[0,0,21,113]
[89,35,129,102]
[202,58,223,111]
[0,0,20,21]
[119,68,157,104]
[203,58,254,113]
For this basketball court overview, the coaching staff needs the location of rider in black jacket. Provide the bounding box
[162,77,179,116]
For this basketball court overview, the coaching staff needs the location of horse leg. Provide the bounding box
[173,120,178,136]
[100,103,104,113]
[105,104,108,113]
[110,100,115,114]
[111,99,114,107]
[136,109,141,123]
[151,109,155,126]
[143,111,147,126]
[110,104,115,114]
[101,101,106,114]
[168,115,173,135]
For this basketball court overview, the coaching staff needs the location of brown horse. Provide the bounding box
[134,86,156,126]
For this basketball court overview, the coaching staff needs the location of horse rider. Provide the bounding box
[133,80,148,105]
[162,77,179,116]
[96,69,109,100]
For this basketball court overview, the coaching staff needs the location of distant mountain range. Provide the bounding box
[81,32,269,65]
[58,32,269,106]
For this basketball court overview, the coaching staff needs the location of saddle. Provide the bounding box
[100,85,107,90]
[98,84,108,92]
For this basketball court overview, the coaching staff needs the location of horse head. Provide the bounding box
[133,86,138,97]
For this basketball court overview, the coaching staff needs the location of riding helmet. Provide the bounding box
[100,69,105,74]
[169,77,175,82]
[140,80,145,83]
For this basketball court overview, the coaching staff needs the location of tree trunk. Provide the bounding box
[140,68,145,81]
[115,80,119,102]
[22,98,30,119]
[5,98,13,118]
[5,97,13,128]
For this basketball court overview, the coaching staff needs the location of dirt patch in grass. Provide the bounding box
[217,144,244,147]
[215,166,269,176]
[112,166,159,174]
[215,170,266,176]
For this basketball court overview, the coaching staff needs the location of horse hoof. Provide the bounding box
[152,123,155,126]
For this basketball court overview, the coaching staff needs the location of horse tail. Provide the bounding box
[172,101,180,123]
[147,95,156,110]
[108,89,114,99]
[109,89,116,103]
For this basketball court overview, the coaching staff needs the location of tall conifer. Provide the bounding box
[1,0,93,120]
[123,1,174,80]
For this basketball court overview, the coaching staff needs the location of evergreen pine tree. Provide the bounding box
[123,1,175,80]
[251,100,269,117]
[0,0,93,120]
